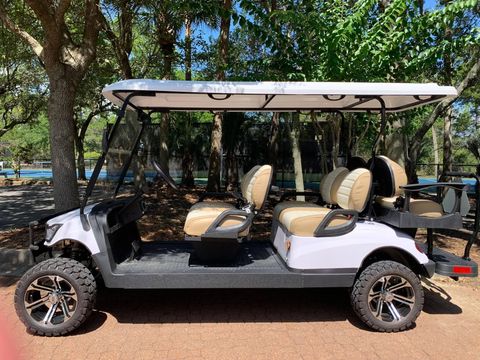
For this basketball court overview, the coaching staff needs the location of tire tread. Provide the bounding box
[14,257,96,337]
[351,260,423,333]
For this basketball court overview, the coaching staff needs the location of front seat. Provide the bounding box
[184,165,273,238]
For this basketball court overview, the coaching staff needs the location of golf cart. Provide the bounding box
[15,80,479,336]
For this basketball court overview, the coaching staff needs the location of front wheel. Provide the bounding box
[351,260,424,332]
[14,257,96,336]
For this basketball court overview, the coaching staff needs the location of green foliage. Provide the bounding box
[0,114,50,162]
[1,0,479,176]
[0,16,46,138]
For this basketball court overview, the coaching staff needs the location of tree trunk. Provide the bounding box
[75,110,99,181]
[311,112,328,174]
[0,1,101,211]
[385,118,406,165]
[159,114,170,173]
[181,145,195,187]
[443,108,453,174]
[432,124,439,179]
[267,112,280,183]
[127,111,146,189]
[329,117,341,168]
[158,11,176,174]
[207,112,223,191]
[185,16,192,81]
[287,113,305,201]
[180,19,194,187]
[206,0,231,191]
[225,148,238,191]
[48,78,79,210]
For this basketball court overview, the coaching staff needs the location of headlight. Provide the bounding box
[45,224,62,241]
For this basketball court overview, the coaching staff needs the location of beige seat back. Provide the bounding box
[320,167,349,205]
[337,168,372,212]
[368,155,408,197]
[240,165,273,210]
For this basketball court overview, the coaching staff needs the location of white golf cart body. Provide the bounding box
[19,80,480,336]
[33,80,478,290]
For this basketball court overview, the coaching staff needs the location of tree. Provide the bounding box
[406,57,480,182]
[206,0,232,191]
[0,22,46,138]
[238,0,478,181]
[286,113,305,200]
[0,0,102,210]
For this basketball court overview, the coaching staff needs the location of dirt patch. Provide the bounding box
[0,228,30,250]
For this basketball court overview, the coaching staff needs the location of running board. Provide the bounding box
[418,243,478,278]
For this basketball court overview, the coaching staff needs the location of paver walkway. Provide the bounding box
[1,276,479,360]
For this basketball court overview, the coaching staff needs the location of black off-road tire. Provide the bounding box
[351,260,424,332]
[14,257,96,336]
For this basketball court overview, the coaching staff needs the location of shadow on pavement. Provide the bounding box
[0,276,18,288]
[88,283,463,334]
[422,280,462,315]
[95,287,353,326]
[71,310,108,336]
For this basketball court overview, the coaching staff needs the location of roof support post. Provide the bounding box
[366,96,387,220]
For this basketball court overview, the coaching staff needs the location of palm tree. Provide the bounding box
[207,0,232,191]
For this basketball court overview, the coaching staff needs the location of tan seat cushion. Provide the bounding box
[273,201,321,220]
[240,165,272,209]
[279,208,349,237]
[184,202,249,236]
[377,155,408,196]
[320,167,349,204]
[336,168,372,212]
[375,196,397,209]
[376,196,444,218]
[409,199,444,218]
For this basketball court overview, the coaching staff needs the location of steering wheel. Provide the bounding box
[152,160,178,190]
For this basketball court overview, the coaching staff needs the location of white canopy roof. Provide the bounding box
[102,80,457,113]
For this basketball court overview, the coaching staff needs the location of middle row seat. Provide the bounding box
[274,168,372,237]
[273,166,349,220]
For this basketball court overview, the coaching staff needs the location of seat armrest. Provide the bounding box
[401,182,466,214]
[203,209,254,239]
[314,209,358,237]
[280,191,323,203]
[401,182,467,192]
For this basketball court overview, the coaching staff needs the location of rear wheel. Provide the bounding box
[14,258,96,336]
[351,260,423,332]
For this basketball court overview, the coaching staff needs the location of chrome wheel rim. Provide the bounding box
[23,275,78,326]
[368,275,415,323]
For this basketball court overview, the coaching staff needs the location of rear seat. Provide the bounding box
[369,156,444,218]
[273,167,349,221]
[275,168,372,237]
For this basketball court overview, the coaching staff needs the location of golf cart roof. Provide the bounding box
[102,80,457,113]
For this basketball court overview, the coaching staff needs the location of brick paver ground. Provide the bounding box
[1,276,479,360]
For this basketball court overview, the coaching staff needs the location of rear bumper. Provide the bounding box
[418,243,478,278]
